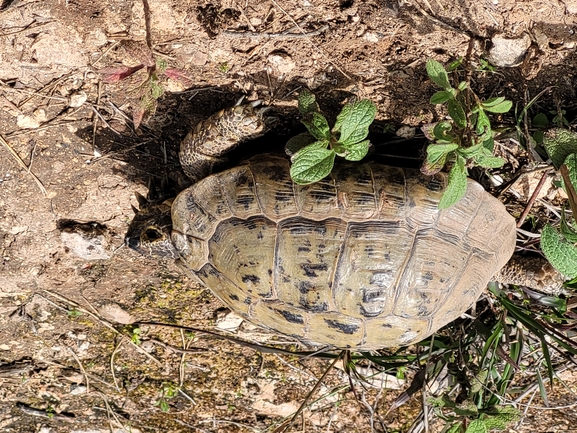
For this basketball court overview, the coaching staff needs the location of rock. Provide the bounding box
[69,92,87,108]
[16,114,40,129]
[98,303,135,325]
[396,125,416,139]
[216,310,244,332]
[267,53,296,74]
[488,33,531,67]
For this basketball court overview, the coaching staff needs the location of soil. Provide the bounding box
[1,0,577,432]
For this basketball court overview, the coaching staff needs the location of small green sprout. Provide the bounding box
[424,59,512,208]
[127,326,142,345]
[67,308,82,318]
[218,62,230,74]
[155,382,179,412]
[286,89,376,185]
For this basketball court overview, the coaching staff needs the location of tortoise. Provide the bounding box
[125,101,565,350]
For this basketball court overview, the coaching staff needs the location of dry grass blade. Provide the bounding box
[272,352,344,433]
[0,132,47,196]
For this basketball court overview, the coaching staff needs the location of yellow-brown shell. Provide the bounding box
[171,155,516,350]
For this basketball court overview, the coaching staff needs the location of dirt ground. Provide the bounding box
[1,0,577,432]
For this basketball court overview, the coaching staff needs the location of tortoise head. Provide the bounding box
[124,193,179,259]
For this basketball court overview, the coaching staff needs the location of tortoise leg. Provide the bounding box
[179,101,268,182]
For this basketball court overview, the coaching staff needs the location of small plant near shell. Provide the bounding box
[424,59,513,208]
[99,41,192,128]
[285,89,377,185]
[539,128,577,282]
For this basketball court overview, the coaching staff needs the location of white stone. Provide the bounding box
[488,33,531,67]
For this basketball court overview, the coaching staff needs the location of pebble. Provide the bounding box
[267,53,296,74]
[488,33,531,67]
[216,310,244,332]
[69,91,87,108]
[396,125,416,139]
[98,303,135,325]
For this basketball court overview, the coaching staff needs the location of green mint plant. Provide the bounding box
[430,379,520,433]
[539,130,577,281]
[285,89,376,185]
[424,59,513,208]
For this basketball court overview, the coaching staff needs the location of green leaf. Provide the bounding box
[426,59,451,90]
[439,156,468,209]
[298,89,318,115]
[541,224,577,277]
[422,143,457,175]
[433,121,453,140]
[302,112,331,141]
[465,419,486,433]
[483,100,512,113]
[285,133,317,156]
[560,208,577,243]
[476,109,491,134]
[290,146,336,185]
[457,141,484,158]
[473,154,505,168]
[481,96,505,107]
[336,99,376,146]
[454,400,478,417]
[484,406,520,430]
[447,98,467,128]
[444,423,462,433]
[544,128,577,169]
[533,113,549,128]
[470,370,488,395]
[448,57,464,71]
[427,143,459,162]
[457,81,468,91]
[342,139,370,161]
[430,90,453,104]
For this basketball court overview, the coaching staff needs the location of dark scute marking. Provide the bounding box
[229,294,239,300]
[241,274,261,284]
[387,170,405,185]
[382,323,393,328]
[274,308,304,324]
[300,300,328,312]
[238,195,255,210]
[298,246,311,253]
[362,289,385,303]
[300,263,328,278]
[262,164,289,182]
[242,219,258,230]
[423,175,444,192]
[356,192,375,204]
[324,319,359,335]
[275,191,292,202]
[244,297,252,305]
[298,280,313,294]
[422,271,433,281]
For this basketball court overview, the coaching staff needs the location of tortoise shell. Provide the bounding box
[170,155,516,350]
